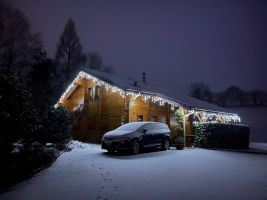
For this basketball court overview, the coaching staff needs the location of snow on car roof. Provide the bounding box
[116,122,166,131]
[81,68,230,113]
[122,121,163,126]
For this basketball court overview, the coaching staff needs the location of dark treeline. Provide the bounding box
[0,2,111,190]
[190,83,267,107]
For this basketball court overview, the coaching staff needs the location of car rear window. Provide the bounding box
[116,123,143,131]
[161,123,169,130]
[152,123,169,130]
[143,124,153,130]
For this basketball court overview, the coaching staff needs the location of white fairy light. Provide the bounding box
[55,71,181,109]
[54,71,241,123]
[193,110,241,124]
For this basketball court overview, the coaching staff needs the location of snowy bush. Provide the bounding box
[37,105,72,149]
[193,123,250,149]
[67,140,92,149]
[0,75,71,190]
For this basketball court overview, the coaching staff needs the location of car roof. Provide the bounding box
[125,121,165,125]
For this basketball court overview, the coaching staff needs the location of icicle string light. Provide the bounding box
[54,71,241,123]
[55,71,181,110]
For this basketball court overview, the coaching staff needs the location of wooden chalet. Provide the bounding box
[56,69,241,147]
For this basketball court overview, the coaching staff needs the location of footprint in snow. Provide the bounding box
[114,186,119,193]
[95,195,108,200]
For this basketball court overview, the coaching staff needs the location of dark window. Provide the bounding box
[151,116,158,122]
[88,88,92,100]
[137,115,143,121]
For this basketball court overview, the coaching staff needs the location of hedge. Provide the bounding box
[193,123,250,149]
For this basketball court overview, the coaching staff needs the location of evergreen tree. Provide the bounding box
[28,51,57,113]
[190,82,213,103]
[55,17,86,83]
[0,74,40,154]
[223,86,245,106]
[86,52,114,74]
[174,107,184,144]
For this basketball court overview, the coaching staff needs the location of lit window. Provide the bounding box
[88,86,100,101]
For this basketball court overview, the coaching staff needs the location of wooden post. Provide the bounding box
[147,99,151,121]
[183,112,186,148]
[166,103,170,126]
[96,88,102,137]
[124,94,130,124]
[183,109,194,147]
[82,79,89,141]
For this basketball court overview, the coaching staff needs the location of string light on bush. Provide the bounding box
[193,110,241,123]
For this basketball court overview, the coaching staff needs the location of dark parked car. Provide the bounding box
[101,122,171,154]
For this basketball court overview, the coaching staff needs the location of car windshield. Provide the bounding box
[115,123,143,131]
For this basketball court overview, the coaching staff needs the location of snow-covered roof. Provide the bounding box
[58,68,234,114]
[80,68,230,113]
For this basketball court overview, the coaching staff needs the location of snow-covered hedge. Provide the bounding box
[193,123,250,149]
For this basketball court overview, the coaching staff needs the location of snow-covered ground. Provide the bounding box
[230,107,267,142]
[1,141,267,200]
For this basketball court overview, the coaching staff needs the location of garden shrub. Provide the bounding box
[173,107,184,144]
[0,75,72,190]
[193,123,250,149]
[0,74,40,155]
[37,105,72,149]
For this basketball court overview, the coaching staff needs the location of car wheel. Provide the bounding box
[131,140,140,155]
[162,139,170,150]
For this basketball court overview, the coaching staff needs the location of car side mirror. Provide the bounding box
[143,128,147,134]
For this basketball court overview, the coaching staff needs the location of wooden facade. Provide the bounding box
[59,77,193,144]
[58,71,241,147]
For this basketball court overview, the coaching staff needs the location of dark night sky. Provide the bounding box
[7,0,267,94]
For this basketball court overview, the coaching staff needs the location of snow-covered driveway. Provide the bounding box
[1,141,267,200]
